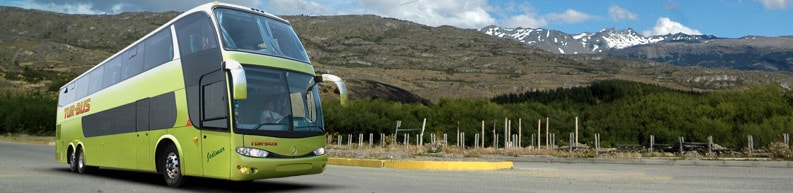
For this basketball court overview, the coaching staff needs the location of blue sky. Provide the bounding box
[1,0,791,38]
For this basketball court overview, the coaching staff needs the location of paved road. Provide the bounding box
[2,141,792,193]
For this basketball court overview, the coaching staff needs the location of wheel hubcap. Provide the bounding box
[69,153,76,165]
[78,152,85,169]
[165,152,180,179]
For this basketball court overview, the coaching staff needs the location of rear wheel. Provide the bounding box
[68,148,77,172]
[76,148,97,174]
[161,144,186,187]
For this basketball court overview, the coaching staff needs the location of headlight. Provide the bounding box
[236,147,269,158]
[313,146,326,156]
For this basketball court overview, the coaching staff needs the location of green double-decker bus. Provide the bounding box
[55,2,347,187]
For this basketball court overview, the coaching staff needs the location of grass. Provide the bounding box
[0,133,55,145]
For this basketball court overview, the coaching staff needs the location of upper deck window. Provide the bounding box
[215,8,310,64]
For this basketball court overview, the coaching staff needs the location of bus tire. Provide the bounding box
[161,144,186,187]
[76,147,97,174]
[68,148,78,172]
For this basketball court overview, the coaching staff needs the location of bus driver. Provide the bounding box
[259,100,283,124]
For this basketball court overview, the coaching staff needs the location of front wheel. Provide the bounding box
[161,144,186,187]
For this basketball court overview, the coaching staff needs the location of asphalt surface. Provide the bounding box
[2,141,792,193]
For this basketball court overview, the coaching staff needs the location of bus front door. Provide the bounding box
[199,71,231,179]
[201,129,230,179]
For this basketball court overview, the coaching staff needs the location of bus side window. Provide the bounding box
[121,45,144,80]
[64,83,76,105]
[177,14,218,56]
[88,65,104,94]
[103,57,121,88]
[144,28,173,70]
[58,87,69,107]
[75,76,89,99]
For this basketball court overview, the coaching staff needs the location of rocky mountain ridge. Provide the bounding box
[3,7,793,103]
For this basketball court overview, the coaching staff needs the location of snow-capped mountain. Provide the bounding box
[481,25,793,72]
[479,25,716,54]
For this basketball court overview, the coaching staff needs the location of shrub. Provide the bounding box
[768,142,793,161]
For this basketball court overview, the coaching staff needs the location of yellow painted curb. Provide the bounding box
[328,157,513,170]
[328,157,384,168]
[384,160,513,170]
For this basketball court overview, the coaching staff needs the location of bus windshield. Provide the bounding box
[216,8,310,63]
[233,66,324,137]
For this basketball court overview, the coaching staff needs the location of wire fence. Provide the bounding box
[327,119,792,157]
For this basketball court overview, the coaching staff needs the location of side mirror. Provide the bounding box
[318,74,348,106]
[224,60,247,100]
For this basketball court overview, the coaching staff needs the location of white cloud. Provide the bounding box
[502,14,548,28]
[25,3,105,14]
[642,17,702,36]
[498,4,546,28]
[546,9,595,23]
[357,0,496,29]
[608,5,638,21]
[758,0,793,10]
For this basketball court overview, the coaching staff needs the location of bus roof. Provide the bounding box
[60,2,291,90]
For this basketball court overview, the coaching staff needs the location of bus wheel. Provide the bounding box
[76,148,97,174]
[68,148,78,172]
[161,144,186,187]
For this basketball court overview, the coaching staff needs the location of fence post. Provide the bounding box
[381,133,386,147]
[456,121,461,147]
[575,117,579,147]
[404,134,408,148]
[569,133,574,152]
[708,136,713,155]
[531,134,536,150]
[504,117,512,149]
[443,133,448,146]
[420,118,427,146]
[394,120,402,146]
[496,134,499,149]
[493,120,497,149]
[595,133,600,155]
[518,118,522,148]
[348,134,352,147]
[358,133,363,148]
[461,132,465,149]
[649,135,654,153]
[481,120,485,148]
[678,136,684,154]
[748,135,754,154]
[512,134,518,148]
[474,133,480,148]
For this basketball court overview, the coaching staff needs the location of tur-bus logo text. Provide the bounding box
[64,99,91,119]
